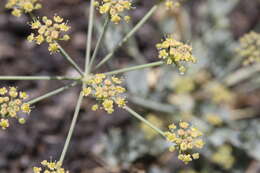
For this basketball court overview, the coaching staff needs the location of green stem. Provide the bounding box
[95,5,158,69]
[57,42,85,77]
[59,92,84,164]
[124,105,165,136]
[104,61,164,75]
[85,0,95,72]
[0,76,80,81]
[27,82,78,105]
[89,16,110,71]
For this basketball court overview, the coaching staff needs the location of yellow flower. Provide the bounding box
[205,113,223,126]
[0,87,31,129]
[0,119,9,130]
[156,35,196,73]
[21,103,31,113]
[33,160,69,173]
[102,99,114,114]
[237,31,260,65]
[164,0,180,10]
[211,145,235,169]
[28,15,70,54]
[95,0,133,24]
[165,121,204,164]
[83,74,126,114]
[48,43,59,54]
[5,0,42,17]
[207,82,235,104]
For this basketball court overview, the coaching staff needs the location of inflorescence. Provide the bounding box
[5,0,42,17]
[237,31,260,65]
[0,87,31,130]
[164,121,204,164]
[33,160,69,173]
[82,74,126,114]
[27,15,71,54]
[94,0,133,24]
[156,35,197,73]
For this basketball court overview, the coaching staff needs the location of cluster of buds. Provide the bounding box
[164,0,180,10]
[82,74,126,114]
[33,160,69,173]
[205,113,223,126]
[237,31,260,65]
[164,121,204,164]
[0,87,31,130]
[156,35,197,73]
[206,82,235,105]
[27,15,70,54]
[5,0,42,17]
[211,145,235,169]
[94,0,133,24]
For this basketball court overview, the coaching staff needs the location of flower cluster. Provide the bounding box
[0,87,31,130]
[211,145,235,169]
[164,121,204,164]
[27,16,70,54]
[237,31,260,65]
[205,113,223,126]
[206,82,234,104]
[33,160,69,173]
[82,74,126,114]
[164,0,180,10]
[94,0,133,24]
[156,35,197,73]
[173,76,195,94]
[5,0,42,17]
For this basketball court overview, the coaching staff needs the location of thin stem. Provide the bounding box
[85,0,95,72]
[95,5,158,69]
[57,42,85,76]
[104,61,164,75]
[124,105,165,136]
[0,76,80,81]
[89,16,110,70]
[59,92,84,164]
[27,82,78,105]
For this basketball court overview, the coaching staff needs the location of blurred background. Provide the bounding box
[0,0,260,172]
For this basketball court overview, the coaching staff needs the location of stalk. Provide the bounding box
[57,42,85,76]
[85,0,95,71]
[89,16,110,70]
[95,5,158,69]
[124,105,165,136]
[0,76,80,81]
[104,61,164,75]
[27,82,78,105]
[59,92,84,163]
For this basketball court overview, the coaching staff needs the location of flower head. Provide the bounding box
[237,31,260,65]
[165,121,204,164]
[5,0,42,17]
[156,35,197,73]
[211,145,235,169]
[205,113,223,126]
[0,87,31,130]
[33,160,69,173]
[82,74,126,114]
[206,82,235,104]
[95,0,133,24]
[27,15,71,54]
